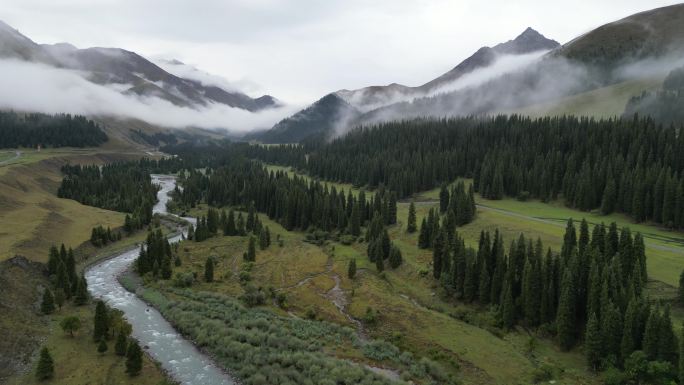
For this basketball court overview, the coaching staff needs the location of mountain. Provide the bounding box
[257,28,559,143]
[255,94,359,143]
[0,20,277,112]
[258,3,684,143]
[557,4,684,67]
[335,28,559,112]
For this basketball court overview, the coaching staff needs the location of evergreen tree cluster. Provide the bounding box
[293,115,684,228]
[365,212,403,271]
[90,225,121,247]
[44,244,89,308]
[136,229,173,279]
[174,157,398,236]
[0,111,107,149]
[58,161,157,228]
[430,218,661,372]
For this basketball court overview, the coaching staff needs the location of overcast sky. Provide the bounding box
[2,0,681,104]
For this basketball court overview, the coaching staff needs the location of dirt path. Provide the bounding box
[0,151,21,166]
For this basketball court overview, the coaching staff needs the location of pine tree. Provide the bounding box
[557,269,577,351]
[204,257,214,283]
[348,259,357,279]
[47,245,60,276]
[349,202,361,236]
[246,236,256,262]
[375,252,384,272]
[621,298,638,360]
[93,300,109,342]
[74,275,89,306]
[601,302,622,364]
[585,312,602,371]
[115,333,128,356]
[643,307,661,360]
[225,209,237,236]
[439,183,449,213]
[658,305,677,365]
[432,229,446,279]
[389,245,403,269]
[97,338,108,354]
[35,347,54,380]
[601,177,617,214]
[55,261,71,299]
[41,288,55,315]
[418,217,429,248]
[125,340,142,376]
[406,202,417,233]
[502,284,515,330]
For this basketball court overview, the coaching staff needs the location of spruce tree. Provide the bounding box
[585,312,602,371]
[375,252,384,272]
[225,209,237,235]
[97,338,108,354]
[35,347,54,380]
[621,298,638,360]
[348,259,357,279]
[439,184,449,213]
[125,340,143,376]
[601,302,622,364]
[115,333,128,356]
[204,257,214,283]
[246,236,256,262]
[349,203,361,236]
[389,245,402,269]
[41,288,55,315]
[406,202,417,233]
[643,307,661,360]
[418,217,429,249]
[432,229,445,279]
[501,285,515,330]
[557,269,577,351]
[658,305,677,365]
[93,300,109,342]
[74,275,89,306]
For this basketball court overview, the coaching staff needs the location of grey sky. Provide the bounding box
[2,0,681,104]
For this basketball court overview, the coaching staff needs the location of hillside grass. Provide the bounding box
[168,202,598,384]
[511,77,663,118]
[0,149,144,263]
[6,303,169,385]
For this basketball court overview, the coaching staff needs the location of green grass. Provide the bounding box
[167,201,598,384]
[0,150,142,263]
[511,77,663,118]
[6,304,169,385]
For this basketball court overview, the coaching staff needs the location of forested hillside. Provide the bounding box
[0,111,107,148]
[57,161,158,228]
[292,116,684,229]
[625,65,684,124]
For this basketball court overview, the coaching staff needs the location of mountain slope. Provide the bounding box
[335,28,559,112]
[0,20,277,112]
[557,3,684,67]
[258,28,559,143]
[255,94,359,143]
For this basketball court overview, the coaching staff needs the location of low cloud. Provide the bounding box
[0,58,298,133]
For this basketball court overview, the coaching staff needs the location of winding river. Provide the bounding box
[85,175,235,385]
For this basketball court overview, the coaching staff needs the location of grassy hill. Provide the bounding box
[511,76,663,118]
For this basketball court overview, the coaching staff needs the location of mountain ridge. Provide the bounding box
[0,20,277,112]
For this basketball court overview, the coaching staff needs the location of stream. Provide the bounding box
[84,175,235,385]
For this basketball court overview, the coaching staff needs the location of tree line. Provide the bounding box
[173,157,398,236]
[277,115,684,229]
[0,111,107,149]
[58,161,157,228]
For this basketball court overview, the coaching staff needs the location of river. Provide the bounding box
[84,175,235,385]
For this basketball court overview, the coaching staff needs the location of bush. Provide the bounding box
[339,235,355,245]
[173,272,195,288]
[517,191,530,201]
